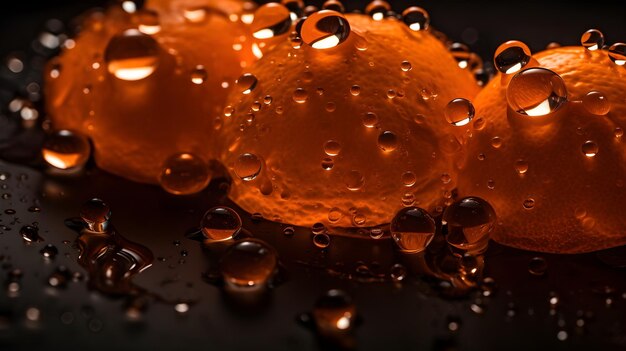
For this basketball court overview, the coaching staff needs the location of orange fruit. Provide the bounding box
[458,45,626,253]
[218,11,480,228]
[45,0,256,183]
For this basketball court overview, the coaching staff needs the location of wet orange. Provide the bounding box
[45,0,256,183]
[458,46,626,253]
[219,13,479,228]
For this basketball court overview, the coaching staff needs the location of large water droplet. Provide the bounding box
[377,131,398,152]
[402,7,429,31]
[158,153,211,195]
[494,40,531,74]
[80,198,111,232]
[390,207,436,254]
[104,29,159,81]
[220,239,277,289]
[507,68,567,117]
[445,98,475,126]
[443,197,496,254]
[251,3,292,39]
[582,91,611,115]
[234,153,263,181]
[201,207,242,242]
[20,225,43,243]
[42,130,91,170]
[580,29,604,51]
[608,43,626,66]
[301,10,350,49]
[236,73,258,95]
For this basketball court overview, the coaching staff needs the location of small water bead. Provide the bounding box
[400,60,412,72]
[514,159,529,175]
[283,226,295,236]
[345,170,365,191]
[236,73,258,95]
[223,106,235,117]
[580,29,604,51]
[365,1,391,21]
[321,157,334,170]
[312,290,356,334]
[361,112,378,128]
[352,213,366,226]
[159,153,211,195]
[312,222,326,235]
[401,193,416,207]
[390,207,436,254]
[328,208,343,223]
[582,140,599,157]
[386,89,397,99]
[377,131,398,152]
[528,257,548,276]
[494,40,531,74]
[104,29,159,81]
[608,43,626,65]
[402,7,429,31]
[137,10,161,35]
[443,197,496,254]
[370,228,384,239]
[615,127,624,139]
[491,136,503,149]
[220,239,277,289]
[301,10,351,49]
[325,102,336,112]
[401,171,417,187]
[582,91,610,115]
[323,140,342,156]
[42,130,91,170]
[190,65,207,84]
[322,0,345,13]
[234,153,263,181]
[251,3,292,39]
[263,95,273,105]
[445,98,475,126]
[293,88,308,103]
[390,264,407,281]
[40,244,58,259]
[350,85,361,96]
[313,233,331,248]
[523,198,535,210]
[441,173,452,184]
[80,198,111,232]
[20,225,43,243]
[507,68,568,117]
[183,6,208,23]
[201,207,242,242]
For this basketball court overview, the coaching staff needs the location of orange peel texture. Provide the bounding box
[218,13,480,228]
[45,0,256,183]
[458,46,626,253]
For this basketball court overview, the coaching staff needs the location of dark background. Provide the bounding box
[1,0,625,63]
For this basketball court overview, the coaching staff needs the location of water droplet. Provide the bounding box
[234,153,262,181]
[361,112,378,128]
[443,197,496,254]
[614,127,623,139]
[582,140,598,157]
[608,43,626,66]
[345,170,365,191]
[236,73,258,95]
[507,68,567,117]
[494,40,531,74]
[40,244,58,259]
[515,159,529,174]
[369,228,384,239]
[182,6,208,22]
[582,91,610,115]
[580,29,604,51]
[313,233,330,248]
[445,98,475,126]
[174,302,189,313]
[311,222,326,235]
[441,173,452,184]
[400,60,412,72]
[158,153,211,195]
[401,193,416,207]
[365,1,391,21]
[328,207,343,223]
[20,225,43,243]
[401,171,417,187]
[283,0,304,20]
[491,136,503,149]
[377,131,398,152]
[312,289,356,334]
[42,130,91,170]
[201,207,242,242]
[350,85,361,96]
[283,226,295,236]
[220,239,277,289]
[325,102,336,112]
[390,264,407,281]
[323,140,341,156]
[528,257,547,276]
[293,88,308,103]
[80,198,111,232]
[301,10,351,49]
[104,29,159,81]
[523,198,535,210]
[386,89,397,99]
[390,207,436,254]
[322,0,345,12]
[251,3,292,39]
[402,6,429,31]
[137,9,161,35]
[190,65,207,84]
[321,157,334,170]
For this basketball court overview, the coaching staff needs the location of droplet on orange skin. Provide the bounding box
[458,46,626,253]
[220,13,479,228]
[44,0,258,184]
